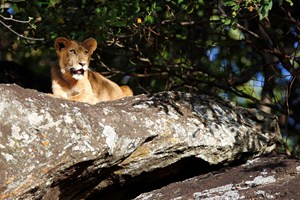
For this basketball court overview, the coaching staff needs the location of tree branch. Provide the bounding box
[0,19,44,41]
[0,14,32,23]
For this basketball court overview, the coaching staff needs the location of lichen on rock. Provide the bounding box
[0,84,281,199]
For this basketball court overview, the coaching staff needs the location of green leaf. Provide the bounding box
[145,15,155,24]
[258,0,273,20]
[175,33,187,40]
[285,0,293,6]
[232,4,239,11]
[95,7,107,15]
[187,5,194,14]
[181,4,188,10]
[228,28,245,40]
[135,2,140,13]
[50,0,60,7]
[162,50,169,60]
[224,1,237,7]
[198,0,204,4]
[178,0,184,5]
[221,18,231,26]
[95,8,101,14]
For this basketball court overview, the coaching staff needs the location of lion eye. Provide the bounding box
[84,51,88,55]
[70,50,76,54]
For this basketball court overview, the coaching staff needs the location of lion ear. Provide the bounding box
[54,37,69,54]
[83,38,97,52]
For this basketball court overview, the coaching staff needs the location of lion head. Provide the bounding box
[54,37,97,80]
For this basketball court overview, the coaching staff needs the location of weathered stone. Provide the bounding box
[0,84,281,199]
[134,154,300,200]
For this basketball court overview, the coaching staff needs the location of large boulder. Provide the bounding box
[0,84,281,199]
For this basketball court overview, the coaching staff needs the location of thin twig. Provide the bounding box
[237,23,260,39]
[0,19,44,41]
[0,14,32,23]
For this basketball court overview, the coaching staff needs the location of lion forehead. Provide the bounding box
[62,40,84,50]
[61,42,90,61]
[77,45,89,54]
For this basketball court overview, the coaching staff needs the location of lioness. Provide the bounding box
[51,37,133,104]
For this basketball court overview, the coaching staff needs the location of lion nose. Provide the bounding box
[78,62,86,67]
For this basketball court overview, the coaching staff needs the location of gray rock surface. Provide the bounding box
[0,84,281,199]
[134,154,300,200]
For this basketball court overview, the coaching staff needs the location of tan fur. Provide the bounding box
[51,37,133,104]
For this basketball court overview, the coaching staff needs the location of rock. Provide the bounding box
[0,84,281,199]
[134,154,300,200]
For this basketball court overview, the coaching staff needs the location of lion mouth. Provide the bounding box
[70,68,85,76]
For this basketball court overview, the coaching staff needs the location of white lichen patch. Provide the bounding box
[58,150,66,157]
[1,152,15,162]
[46,151,53,157]
[102,108,112,115]
[63,115,74,124]
[7,138,15,147]
[27,112,44,126]
[243,158,260,166]
[211,103,226,116]
[71,106,81,113]
[130,115,138,122]
[145,119,155,128]
[296,166,300,173]
[115,137,141,156]
[245,175,276,187]
[70,132,81,142]
[168,111,179,120]
[56,126,62,133]
[83,140,95,152]
[172,123,186,137]
[193,184,240,200]
[133,104,149,109]
[60,103,70,108]
[25,97,34,102]
[195,184,234,196]
[154,118,169,134]
[147,129,157,136]
[26,164,37,173]
[218,124,237,145]
[204,109,214,120]
[0,101,8,116]
[63,142,73,150]
[84,124,93,134]
[40,118,63,130]
[11,125,23,140]
[102,125,118,154]
[72,140,96,153]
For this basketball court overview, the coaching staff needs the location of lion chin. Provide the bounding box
[51,37,133,104]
